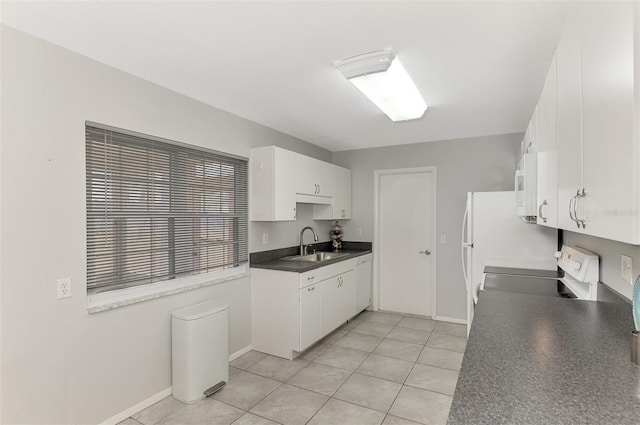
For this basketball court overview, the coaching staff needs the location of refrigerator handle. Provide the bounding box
[461,202,470,287]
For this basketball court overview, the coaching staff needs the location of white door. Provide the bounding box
[376,169,435,317]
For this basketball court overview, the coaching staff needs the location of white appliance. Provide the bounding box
[355,253,373,312]
[556,245,599,301]
[481,245,600,302]
[461,191,558,332]
[515,153,537,217]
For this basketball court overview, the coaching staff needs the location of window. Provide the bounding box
[85,123,248,294]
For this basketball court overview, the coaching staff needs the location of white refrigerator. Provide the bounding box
[461,191,558,331]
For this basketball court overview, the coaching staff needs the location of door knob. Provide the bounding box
[419,250,432,255]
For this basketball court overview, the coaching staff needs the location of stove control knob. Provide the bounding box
[570,260,582,271]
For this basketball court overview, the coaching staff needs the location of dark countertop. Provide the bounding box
[447,287,640,425]
[250,241,372,273]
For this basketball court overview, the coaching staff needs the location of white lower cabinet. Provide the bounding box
[251,258,363,359]
[299,283,323,350]
[320,276,342,336]
[320,270,356,336]
[339,271,356,324]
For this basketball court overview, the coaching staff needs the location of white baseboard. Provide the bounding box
[99,387,172,425]
[433,316,467,325]
[229,344,252,361]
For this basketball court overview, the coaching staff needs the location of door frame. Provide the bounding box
[373,167,437,318]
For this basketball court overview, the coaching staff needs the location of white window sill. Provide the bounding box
[87,265,250,314]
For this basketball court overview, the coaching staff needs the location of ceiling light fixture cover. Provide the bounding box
[335,49,427,122]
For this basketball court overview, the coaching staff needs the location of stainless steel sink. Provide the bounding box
[282,251,349,262]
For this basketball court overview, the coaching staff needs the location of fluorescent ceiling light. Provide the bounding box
[335,49,428,122]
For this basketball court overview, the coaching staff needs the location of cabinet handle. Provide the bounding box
[576,188,586,229]
[308,276,315,281]
[569,193,578,227]
[314,184,319,194]
[573,189,580,228]
[318,184,321,194]
[293,207,296,219]
[538,200,548,223]
[308,286,315,291]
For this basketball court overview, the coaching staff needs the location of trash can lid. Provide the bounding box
[172,300,228,321]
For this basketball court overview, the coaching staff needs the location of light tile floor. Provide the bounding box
[121,311,467,425]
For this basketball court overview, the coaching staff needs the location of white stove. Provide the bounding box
[556,245,600,301]
[480,245,600,301]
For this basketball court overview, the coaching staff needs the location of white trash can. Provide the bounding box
[172,300,229,404]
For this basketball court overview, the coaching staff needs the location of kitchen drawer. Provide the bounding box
[298,258,355,288]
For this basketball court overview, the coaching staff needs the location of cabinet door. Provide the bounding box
[250,147,296,221]
[580,1,635,243]
[320,277,342,335]
[299,283,323,350]
[339,270,356,323]
[556,3,584,232]
[315,161,334,197]
[296,154,334,197]
[273,148,297,221]
[536,54,557,153]
[296,154,320,196]
[334,166,352,220]
[536,152,558,228]
[524,110,537,154]
[313,165,352,220]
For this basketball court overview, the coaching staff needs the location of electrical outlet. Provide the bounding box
[356,228,362,237]
[57,278,72,299]
[440,235,447,244]
[262,233,269,244]
[622,255,633,285]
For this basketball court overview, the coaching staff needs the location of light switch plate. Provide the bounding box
[440,235,447,244]
[262,233,269,244]
[356,228,362,237]
[622,255,633,285]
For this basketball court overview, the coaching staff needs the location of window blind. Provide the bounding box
[85,124,248,293]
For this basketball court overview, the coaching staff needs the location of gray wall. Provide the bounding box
[333,133,522,320]
[0,26,331,424]
[563,231,640,300]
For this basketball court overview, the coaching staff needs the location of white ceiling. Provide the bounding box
[1,1,571,152]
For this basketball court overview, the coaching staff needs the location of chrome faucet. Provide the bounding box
[299,226,319,255]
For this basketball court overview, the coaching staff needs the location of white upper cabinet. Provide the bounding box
[523,109,537,154]
[535,54,558,227]
[536,54,558,154]
[313,165,352,220]
[556,3,585,233]
[579,1,635,243]
[554,1,639,243]
[296,154,333,198]
[536,151,558,227]
[250,146,297,221]
[250,146,352,222]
